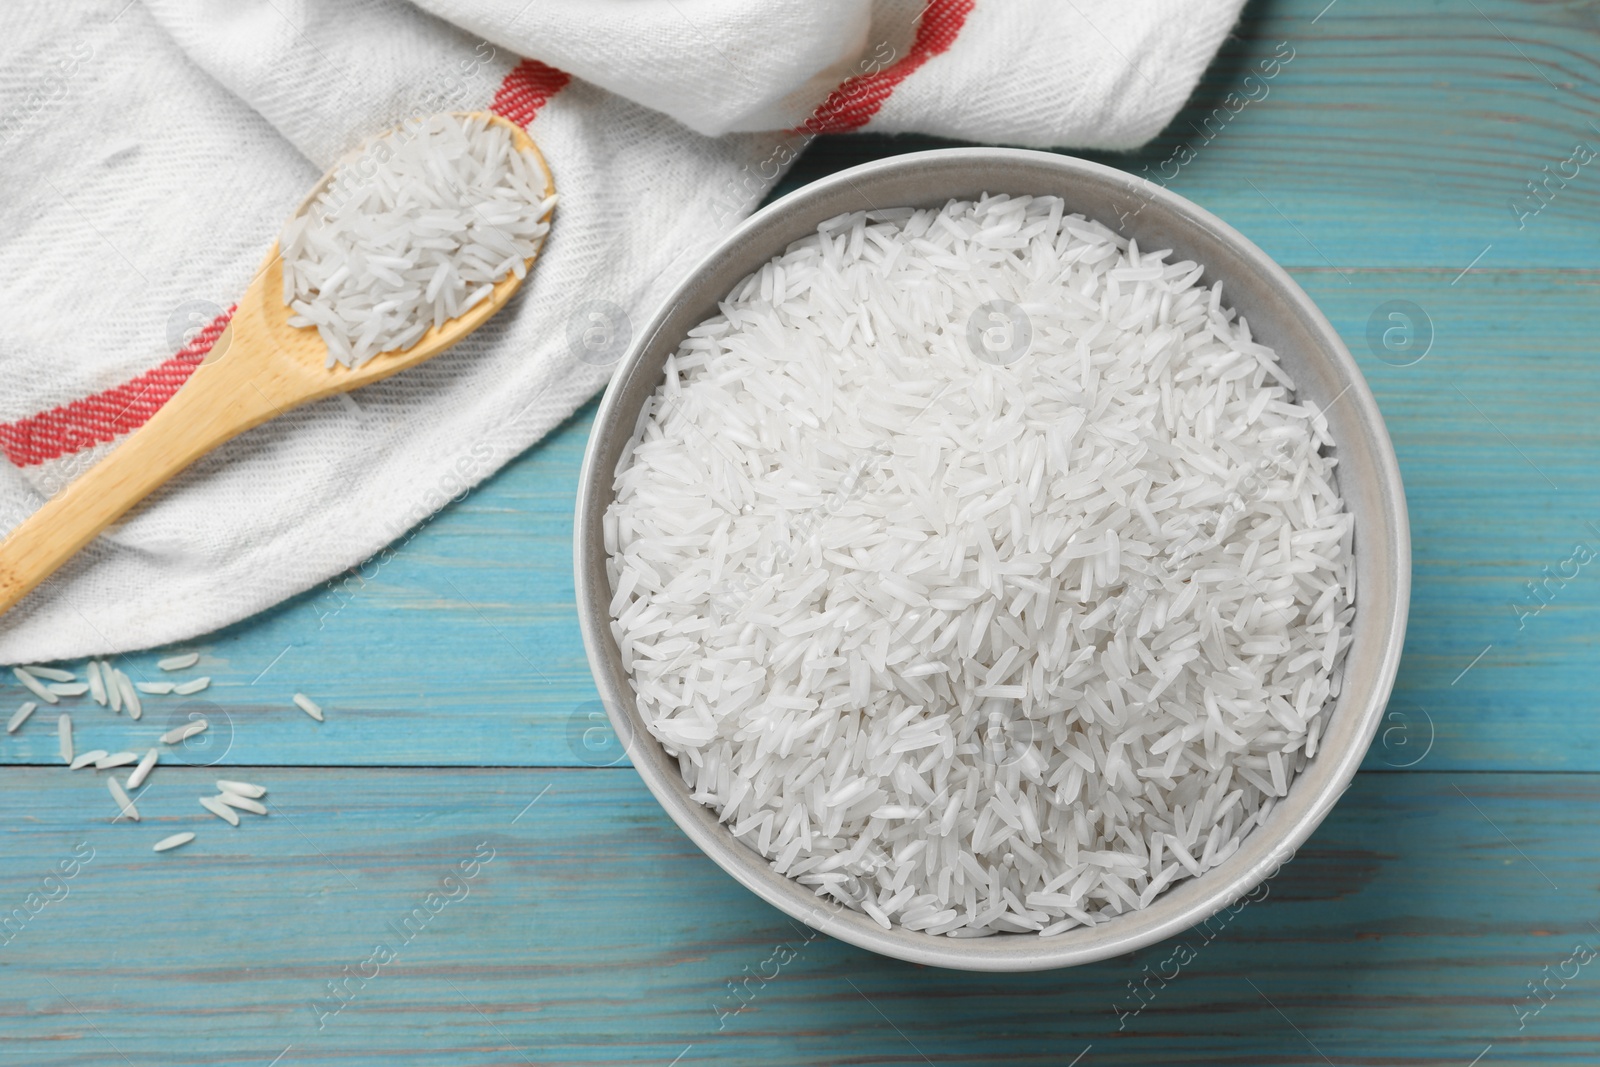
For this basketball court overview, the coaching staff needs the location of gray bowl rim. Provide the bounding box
[574,147,1410,972]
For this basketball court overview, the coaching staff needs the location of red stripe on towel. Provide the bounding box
[796,0,975,135]
[491,59,572,127]
[0,309,234,468]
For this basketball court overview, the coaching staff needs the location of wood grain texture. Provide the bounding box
[0,768,1594,1066]
[4,2,1600,1065]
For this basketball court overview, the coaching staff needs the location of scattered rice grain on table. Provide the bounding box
[6,649,303,852]
[161,719,207,745]
[108,777,140,821]
[127,749,159,790]
[118,675,142,720]
[200,795,241,826]
[7,701,36,734]
[16,667,58,705]
[216,793,267,816]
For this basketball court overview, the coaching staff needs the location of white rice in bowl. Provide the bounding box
[605,195,1353,937]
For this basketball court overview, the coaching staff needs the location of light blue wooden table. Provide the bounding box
[5,1,1600,1063]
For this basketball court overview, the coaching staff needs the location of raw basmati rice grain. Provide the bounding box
[57,714,72,763]
[127,749,159,790]
[6,701,35,734]
[200,795,241,826]
[606,197,1354,937]
[215,793,267,816]
[48,682,89,697]
[158,652,200,671]
[293,693,324,722]
[117,674,143,720]
[161,720,207,745]
[96,752,139,770]
[70,750,108,770]
[24,665,75,682]
[153,832,194,852]
[216,779,266,799]
[172,677,210,696]
[87,661,107,705]
[279,112,555,369]
[108,777,140,821]
[135,681,177,695]
[15,667,57,705]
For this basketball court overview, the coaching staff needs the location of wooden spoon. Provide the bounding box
[0,111,553,615]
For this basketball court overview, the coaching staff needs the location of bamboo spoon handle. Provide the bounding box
[0,321,293,614]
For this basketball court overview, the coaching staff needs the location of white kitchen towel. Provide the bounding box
[0,0,1246,663]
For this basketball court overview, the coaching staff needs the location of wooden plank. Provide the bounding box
[0,767,1595,1065]
[4,273,1596,770]
[2,5,1595,1067]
